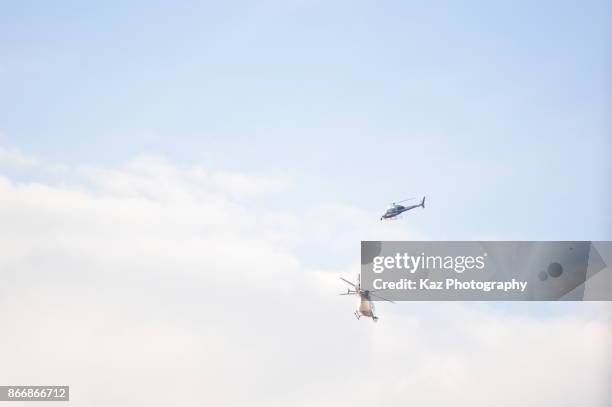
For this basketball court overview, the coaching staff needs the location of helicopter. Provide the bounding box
[380,196,425,220]
[340,275,394,322]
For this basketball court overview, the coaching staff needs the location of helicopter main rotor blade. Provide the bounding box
[393,197,416,204]
[370,292,396,303]
[340,277,357,288]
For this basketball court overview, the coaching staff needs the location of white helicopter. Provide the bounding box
[340,275,394,322]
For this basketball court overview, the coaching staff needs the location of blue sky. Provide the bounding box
[1,0,611,239]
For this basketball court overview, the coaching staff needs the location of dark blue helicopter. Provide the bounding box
[380,197,425,220]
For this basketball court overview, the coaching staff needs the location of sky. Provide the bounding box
[1,0,611,239]
[0,1,611,406]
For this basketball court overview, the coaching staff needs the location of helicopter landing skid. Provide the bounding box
[381,215,403,221]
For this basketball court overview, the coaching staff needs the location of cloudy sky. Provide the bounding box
[0,1,611,406]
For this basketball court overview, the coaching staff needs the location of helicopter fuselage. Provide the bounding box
[381,205,410,219]
[356,291,376,319]
[358,296,374,317]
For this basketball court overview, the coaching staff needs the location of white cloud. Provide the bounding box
[0,145,38,168]
[0,149,610,406]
